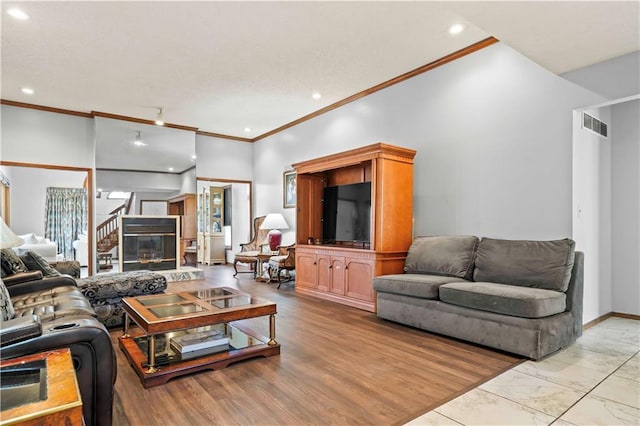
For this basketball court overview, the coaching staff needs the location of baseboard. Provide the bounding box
[583,311,640,330]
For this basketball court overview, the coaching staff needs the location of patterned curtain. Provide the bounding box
[45,187,88,260]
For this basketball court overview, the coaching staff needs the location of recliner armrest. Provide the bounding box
[6,275,78,297]
[0,315,42,347]
[2,270,43,286]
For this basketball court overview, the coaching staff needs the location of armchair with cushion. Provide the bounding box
[233,215,268,277]
[267,244,296,288]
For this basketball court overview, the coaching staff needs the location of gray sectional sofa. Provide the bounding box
[373,236,583,359]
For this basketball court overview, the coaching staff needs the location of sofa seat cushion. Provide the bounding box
[373,274,468,299]
[404,236,479,279]
[473,238,575,291]
[439,281,566,318]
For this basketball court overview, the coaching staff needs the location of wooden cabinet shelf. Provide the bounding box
[168,193,197,266]
[293,143,416,312]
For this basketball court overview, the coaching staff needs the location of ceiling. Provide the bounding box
[2,1,639,143]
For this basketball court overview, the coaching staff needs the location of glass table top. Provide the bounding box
[130,287,267,319]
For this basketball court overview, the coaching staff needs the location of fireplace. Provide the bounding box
[119,216,180,272]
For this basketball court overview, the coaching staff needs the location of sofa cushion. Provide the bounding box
[18,233,38,245]
[473,238,576,291]
[374,274,468,299]
[0,279,15,321]
[17,250,62,277]
[1,248,28,277]
[440,281,566,318]
[404,236,479,279]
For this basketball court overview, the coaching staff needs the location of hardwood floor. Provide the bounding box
[111,265,521,425]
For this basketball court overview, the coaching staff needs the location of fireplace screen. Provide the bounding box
[119,216,179,272]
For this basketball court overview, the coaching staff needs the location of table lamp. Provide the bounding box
[1,217,24,249]
[260,213,289,251]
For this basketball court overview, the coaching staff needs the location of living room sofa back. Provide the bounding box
[374,236,583,359]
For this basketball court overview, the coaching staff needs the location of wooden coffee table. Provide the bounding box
[119,287,279,388]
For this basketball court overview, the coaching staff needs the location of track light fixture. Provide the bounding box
[155,107,164,126]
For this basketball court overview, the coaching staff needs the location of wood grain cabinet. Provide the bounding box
[293,143,416,312]
[168,193,197,265]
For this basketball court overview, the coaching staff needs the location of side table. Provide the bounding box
[0,348,83,425]
[255,253,274,282]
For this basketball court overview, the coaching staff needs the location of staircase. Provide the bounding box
[96,194,134,254]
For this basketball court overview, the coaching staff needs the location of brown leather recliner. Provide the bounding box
[1,274,116,426]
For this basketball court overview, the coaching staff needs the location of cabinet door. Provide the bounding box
[316,254,331,292]
[345,258,374,301]
[328,256,346,295]
[296,252,318,289]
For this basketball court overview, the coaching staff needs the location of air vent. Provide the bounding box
[582,112,608,139]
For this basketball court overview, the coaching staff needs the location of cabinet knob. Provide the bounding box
[329,265,333,269]
[313,262,317,265]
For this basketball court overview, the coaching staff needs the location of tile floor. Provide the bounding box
[406,316,640,425]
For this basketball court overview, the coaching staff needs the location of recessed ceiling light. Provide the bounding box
[191,155,197,160]
[449,24,465,35]
[21,87,34,95]
[244,127,252,133]
[168,167,174,172]
[312,92,322,100]
[134,141,146,147]
[8,8,29,20]
[97,188,103,192]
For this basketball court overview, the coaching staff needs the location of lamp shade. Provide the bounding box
[259,213,289,231]
[0,217,24,249]
[259,213,289,251]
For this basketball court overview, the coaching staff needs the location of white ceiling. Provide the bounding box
[2,1,639,165]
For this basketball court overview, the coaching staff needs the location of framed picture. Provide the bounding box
[283,170,296,208]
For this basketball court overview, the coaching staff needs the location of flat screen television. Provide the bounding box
[322,182,371,244]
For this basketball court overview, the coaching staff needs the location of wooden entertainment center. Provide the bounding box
[293,143,416,312]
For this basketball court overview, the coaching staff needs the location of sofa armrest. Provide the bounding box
[0,315,42,347]
[6,275,78,297]
[2,270,43,286]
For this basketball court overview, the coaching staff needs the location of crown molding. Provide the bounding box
[253,37,499,141]
[1,37,499,144]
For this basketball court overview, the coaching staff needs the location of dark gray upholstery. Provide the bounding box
[373,274,466,299]
[374,234,584,360]
[473,238,576,291]
[439,282,566,318]
[404,235,479,279]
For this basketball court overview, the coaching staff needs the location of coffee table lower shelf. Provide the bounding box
[118,323,280,388]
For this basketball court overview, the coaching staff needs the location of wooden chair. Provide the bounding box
[232,216,268,277]
[267,244,296,288]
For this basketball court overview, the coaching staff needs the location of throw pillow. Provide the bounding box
[0,278,15,322]
[0,249,28,276]
[18,250,61,277]
[19,233,38,245]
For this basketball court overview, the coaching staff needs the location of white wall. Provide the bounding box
[572,107,613,322]
[179,168,197,194]
[254,43,603,243]
[1,105,95,168]
[7,166,86,237]
[96,169,182,193]
[611,99,640,315]
[561,51,640,100]
[196,134,253,182]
